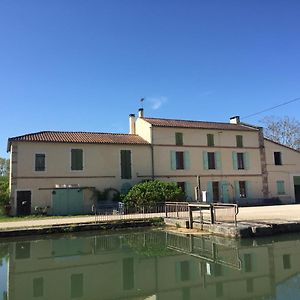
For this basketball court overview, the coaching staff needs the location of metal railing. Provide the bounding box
[165,202,189,219]
[212,203,239,225]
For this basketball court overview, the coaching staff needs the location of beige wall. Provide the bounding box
[265,139,300,202]
[10,141,152,215]
[135,118,152,143]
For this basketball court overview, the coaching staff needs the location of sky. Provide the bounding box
[1,0,300,158]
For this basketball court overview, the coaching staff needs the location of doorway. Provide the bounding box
[16,191,31,216]
[294,176,300,203]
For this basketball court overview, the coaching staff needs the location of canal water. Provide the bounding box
[1,229,300,300]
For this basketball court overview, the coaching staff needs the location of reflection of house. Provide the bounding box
[7,108,300,215]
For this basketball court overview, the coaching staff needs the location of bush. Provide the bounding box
[0,177,10,214]
[122,180,184,207]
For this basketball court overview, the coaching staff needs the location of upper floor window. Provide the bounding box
[170,151,190,170]
[120,150,132,179]
[237,153,245,169]
[274,152,282,165]
[207,134,214,147]
[71,149,83,171]
[203,151,221,170]
[175,132,183,145]
[236,135,243,147]
[233,152,249,170]
[35,153,45,171]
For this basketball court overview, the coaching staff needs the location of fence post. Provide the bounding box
[210,204,214,224]
[165,204,168,218]
[176,203,179,218]
[188,206,193,229]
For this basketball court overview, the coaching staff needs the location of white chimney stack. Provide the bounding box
[230,116,240,124]
[138,108,144,118]
[129,114,136,134]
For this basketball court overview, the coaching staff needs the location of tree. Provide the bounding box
[122,180,184,207]
[261,116,300,150]
[0,176,9,213]
[0,158,10,177]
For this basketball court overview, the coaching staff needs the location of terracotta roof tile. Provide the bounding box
[142,117,258,131]
[8,131,149,150]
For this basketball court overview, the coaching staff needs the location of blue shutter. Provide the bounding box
[207,181,213,203]
[234,181,240,199]
[277,181,285,195]
[170,151,176,170]
[203,151,208,170]
[215,152,221,170]
[185,181,193,200]
[221,181,229,203]
[246,181,252,198]
[232,152,238,170]
[184,151,190,170]
[244,152,250,170]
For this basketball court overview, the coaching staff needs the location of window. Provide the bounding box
[207,134,214,147]
[277,181,285,195]
[71,149,83,171]
[177,182,185,194]
[71,274,83,298]
[171,151,190,170]
[239,181,247,198]
[203,151,221,170]
[35,153,45,171]
[120,150,132,179]
[175,132,183,145]
[236,135,243,147]
[33,278,44,297]
[212,181,219,202]
[237,153,245,169]
[208,152,216,169]
[274,152,282,165]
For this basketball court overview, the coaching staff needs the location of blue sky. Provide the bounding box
[1,0,300,157]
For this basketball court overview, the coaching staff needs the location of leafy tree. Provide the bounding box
[0,176,9,212]
[0,158,9,177]
[122,180,184,207]
[261,116,300,150]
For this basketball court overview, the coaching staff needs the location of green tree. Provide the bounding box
[122,180,184,207]
[261,116,300,150]
[0,158,10,177]
[0,176,9,212]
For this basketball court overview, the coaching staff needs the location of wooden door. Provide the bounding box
[16,191,31,215]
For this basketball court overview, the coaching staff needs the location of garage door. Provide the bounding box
[52,189,83,215]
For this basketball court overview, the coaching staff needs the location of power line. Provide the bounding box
[242,97,300,119]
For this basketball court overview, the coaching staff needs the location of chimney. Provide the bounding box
[138,108,144,118]
[230,116,240,124]
[129,114,136,134]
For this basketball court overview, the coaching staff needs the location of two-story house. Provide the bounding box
[7,108,300,215]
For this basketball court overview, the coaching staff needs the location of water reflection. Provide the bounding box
[1,230,300,299]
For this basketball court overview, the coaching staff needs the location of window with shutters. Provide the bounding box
[35,153,46,171]
[71,149,83,171]
[239,181,247,198]
[237,153,245,169]
[120,150,132,179]
[175,132,183,145]
[236,135,243,147]
[208,152,216,169]
[207,134,214,147]
[274,152,282,165]
[177,182,185,194]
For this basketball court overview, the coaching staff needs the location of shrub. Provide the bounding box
[122,180,184,207]
[0,177,10,214]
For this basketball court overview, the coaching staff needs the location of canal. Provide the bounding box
[1,229,300,300]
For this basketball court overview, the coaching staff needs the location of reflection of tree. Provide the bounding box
[123,231,175,257]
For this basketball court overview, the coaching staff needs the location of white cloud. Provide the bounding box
[148,96,168,110]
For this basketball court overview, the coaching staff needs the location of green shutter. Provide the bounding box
[246,181,252,198]
[184,151,190,170]
[221,181,229,203]
[236,135,243,147]
[207,134,214,147]
[215,152,221,170]
[203,151,208,170]
[175,132,183,145]
[185,181,193,200]
[234,181,240,199]
[207,181,213,203]
[170,151,176,170]
[232,152,238,170]
[277,181,285,195]
[121,150,132,179]
[244,152,250,170]
[71,149,83,170]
